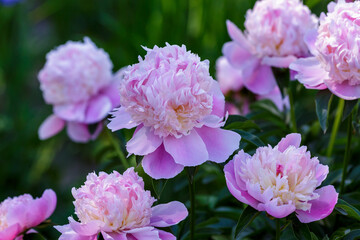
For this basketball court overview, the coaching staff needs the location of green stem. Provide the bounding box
[106,129,129,168]
[327,98,345,158]
[187,167,196,240]
[340,111,353,194]
[287,86,297,133]
[276,218,281,240]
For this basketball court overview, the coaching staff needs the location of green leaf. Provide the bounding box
[151,178,168,199]
[315,90,333,133]
[335,199,360,221]
[23,233,46,240]
[234,206,260,239]
[292,219,312,240]
[311,232,319,240]
[224,115,260,130]
[234,130,265,147]
[343,100,358,121]
[332,228,360,240]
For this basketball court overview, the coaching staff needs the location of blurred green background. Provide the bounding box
[0,0,342,239]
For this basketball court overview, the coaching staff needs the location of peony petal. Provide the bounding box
[127,126,162,156]
[55,224,97,240]
[142,144,184,179]
[38,114,65,140]
[0,224,21,240]
[158,230,176,240]
[224,159,260,209]
[54,102,87,122]
[296,185,338,223]
[222,42,255,70]
[101,231,127,240]
[150,201,188,227]
[29,189,57,226]
[216,57,244,94]
[84,95,112,124]
[315,164,329,187]
[66,122,92,143]
[125,227,160,240]
[261,55,297,68]
[163,130,209,166]
[304,29,318,56]
[107,107,138,131]
[69,218,102,236]
[226,20,251,49]
[263,199,296,218]
[324,79,360,100]
[209,80,226,117]
[244,65,276,95]
[277,133,301,152]
[289,57,328,90]
[195,127,240,163]
[91,122,104,140]
[100,81,121,108]
[257,86,288,111]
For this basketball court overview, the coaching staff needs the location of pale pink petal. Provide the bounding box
[315,164,329,187]
[296,185,338,223]
[158,230,176,240]
[69,218,102,236]
[91,122,103,140]
[38,114,65,140]
[54,102,87,122]
[101,231,127,240]
[233,151,251,191]
[202,115,225,128]
[107,107,138,131]
[257,86,288,111]
[0,224,21,240]
[195,127,240,163]
[277,133,301,152]
[125,227,160,240]
[226,20,251,49]
[163,130,209,166]
[222,42,254,70]
[224,159,260,209]
[261,55,297,68]
[216,57,244,94]
[290,57,328,90]
[100,82,121,108]
[126,126,162,156]
[244,65,276,95]
[246,183,274,204]
[263,199,296,218]
[55,224,97,240]
[304,29,318,56]
[209,81,225,117]
[84,95,112,124]
[150,201,188,227]
[324,79,360,100]
[66,122,91,143]
[142,144,184,179]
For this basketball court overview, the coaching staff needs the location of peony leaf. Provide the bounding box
[234,130,265,147]
[315,90,333,133]
[224,115,260,130]
[335,199,360,222]
[291,218,312,240]
[342,100,358,121]
[234,206,260,239]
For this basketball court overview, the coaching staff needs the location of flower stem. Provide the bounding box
[327,98,345,158]
[106,128,129,169]
[340,111,353,194]
[187,167,197,240]
[276,218,281,240]
[287,86,297,133]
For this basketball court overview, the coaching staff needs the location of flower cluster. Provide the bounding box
[56,168,188,240]
[224,134,338,222]
[38,37,120,143]
[290,0,360,100]
[108,44,241,179]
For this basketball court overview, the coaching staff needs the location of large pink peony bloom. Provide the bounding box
[290,0,360,100]
[223,0,317,95]
[108,44,241,179]
[216,57,289,114]
[55,168,188,240]
[224,133,338,223]
[0,189,57,240]
[38,37,120,143]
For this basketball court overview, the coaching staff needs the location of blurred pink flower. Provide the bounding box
[290,0,360,100]
[108,44,241,179]
[0,189,57,240]
[224,133,338,222]
[223,0,317,95]
[216,57,289,114]
[38,37,120,143]
[56,168,188,240]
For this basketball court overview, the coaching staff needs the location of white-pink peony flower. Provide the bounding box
[0,190,57,240]
[38,37,120,143]
[55,168,188,240]
[290,0,360,100]
[224,134,338,222]
[222,0,317,95]
[108,44,241,179]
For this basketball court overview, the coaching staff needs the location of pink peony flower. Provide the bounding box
[38,37,120,143]
[224,133,338,223]
[108,44,241,179]
[223,0,317,95]
[0,189,57,240]
[216,57,289,113]
[290,0,360,100]
[55,168,188,240]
